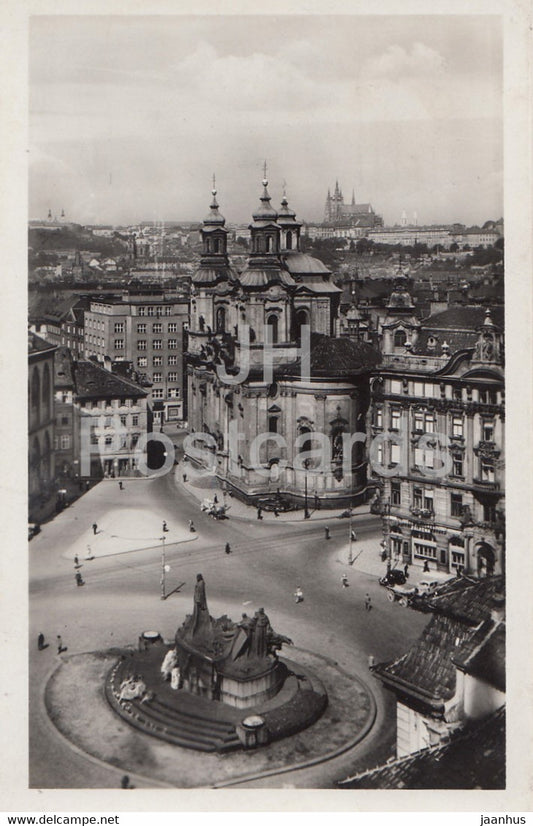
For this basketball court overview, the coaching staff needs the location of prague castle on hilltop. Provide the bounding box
[323,181,383,229]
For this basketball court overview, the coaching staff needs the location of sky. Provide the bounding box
[29,15,503,227]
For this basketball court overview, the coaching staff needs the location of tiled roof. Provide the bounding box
[425,575,504,625]
[74,360,147,400]
[339,706,505,789]
[422,306,504,331]
[28,331,56,355]
[279,333,381,378]
[374,576,505,708]
[53,346,75,388]
[453,621,505,692]
[238,268,296,289]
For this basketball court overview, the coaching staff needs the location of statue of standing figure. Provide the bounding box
[191,573,211,639]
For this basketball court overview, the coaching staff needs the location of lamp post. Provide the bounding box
[348,508,354,565]
[304,459,310,519]
[160,535,166,600]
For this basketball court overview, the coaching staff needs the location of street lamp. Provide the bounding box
[160,535,167,600]
[348,508,354,565]
[303,459,310,519]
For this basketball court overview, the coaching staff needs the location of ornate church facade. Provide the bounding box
[186,175,381,508]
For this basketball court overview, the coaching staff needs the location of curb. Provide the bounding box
[212,647,378,789]
[37,654,174,789]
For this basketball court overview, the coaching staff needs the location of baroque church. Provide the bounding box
[186,174,381,508]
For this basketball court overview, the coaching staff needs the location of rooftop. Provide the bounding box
[73,360,147,400]
[339,706,505,789]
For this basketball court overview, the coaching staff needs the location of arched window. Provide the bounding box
[42,363,51,420]
[294,309,309,344]
[214,238,220,253]
[216,306,226,333]
[267,314,279,344]
[286,231,292,250]
[394,329,407,347]
[298,425,312,454]
[30,367,41,427]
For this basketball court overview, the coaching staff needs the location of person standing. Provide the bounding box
[75,571,85,587]
[37,633,46,651]
[162,520,168,533]
[423,559,430,573]
[57,635,64,654]
[341,573,349,588]
[188,520,195,532]
[119,481,123,490]
[325,526,330,540]
[182,472,187,483]
[225,542,231,555]
[257,507,263,520]
[92,522,98,535]
[351,530,357,542]
[74,555,80,568]
[404,562,409,578]
[365,593,372,612]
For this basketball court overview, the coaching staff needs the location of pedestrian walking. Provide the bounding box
[294,586,304,603]
[92,522,97,535]
[119,481,123,490]
[341,573,349,588]
[182,472,187,483]
[75,572,85,587]
[225,542,231,555]
[404,563,409,578]
[423,559,430,573]
[57,635,65,654]
[274,508,279,518]
[74,555,80,568]
[324,526,330,540]
[188,520,195,533]
[350,530,357,542]
[162,520,169,533]
[257,507,263,520]
[213,494,218,504]
[120,775,135,789]
[365,593,372,612]
[37,633,46,651]
[314,492,320,510]
[368,654,375,669]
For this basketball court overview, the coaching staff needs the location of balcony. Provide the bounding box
[410,506,435,520]
[472,478,500,491]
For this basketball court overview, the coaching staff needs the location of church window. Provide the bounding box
[294,308,309,343]
[216,307,226,333]
[266,314,279,344]
[268,416,278,434]
[298,425,312,454]
[394,329,407,347]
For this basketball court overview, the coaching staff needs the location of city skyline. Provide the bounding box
[30,15,502,227]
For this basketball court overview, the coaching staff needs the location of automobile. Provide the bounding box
[28,523,41,540]
[386,583,419,607]
[417,579,441,594]
[379,569,407,587]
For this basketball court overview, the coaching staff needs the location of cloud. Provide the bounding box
[366,42,447,77]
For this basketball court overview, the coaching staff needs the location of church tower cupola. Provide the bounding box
[192,176,233,287]
[277,184,302,252]
[249,163,281,257]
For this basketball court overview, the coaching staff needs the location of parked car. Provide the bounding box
[379,569,407,587]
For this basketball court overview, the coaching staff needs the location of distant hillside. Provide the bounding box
[29,226,128,258]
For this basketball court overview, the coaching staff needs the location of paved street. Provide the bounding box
[29,466,428,788]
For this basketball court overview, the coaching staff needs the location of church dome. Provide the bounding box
[203,185,226,227]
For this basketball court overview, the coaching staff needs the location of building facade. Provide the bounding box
[28,332,56,518]
[83,292,189,424]
[73,360,149,479]
[369,295,505,578]
[186,177,381,507]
